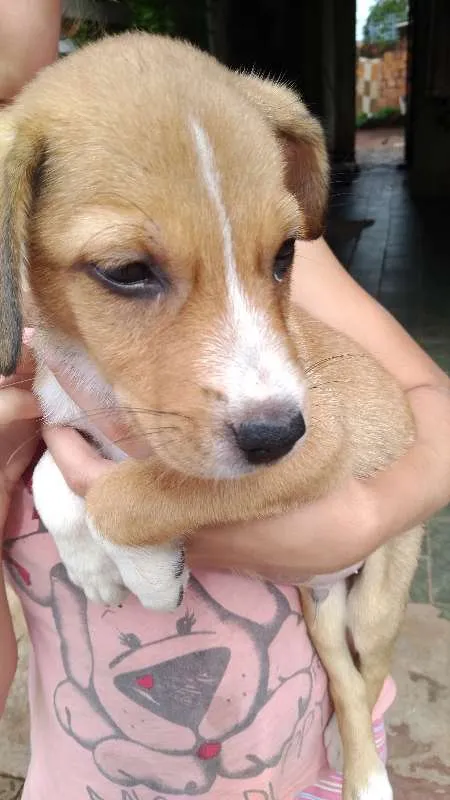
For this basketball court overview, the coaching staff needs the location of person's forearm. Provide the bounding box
[293,238,447,392]
[367,383,450,543]
[0,0,61,103]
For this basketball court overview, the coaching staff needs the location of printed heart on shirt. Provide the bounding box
[136,674,154,689]
[197,741,222,760]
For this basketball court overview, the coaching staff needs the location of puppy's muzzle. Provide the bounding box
[231,406,305,465]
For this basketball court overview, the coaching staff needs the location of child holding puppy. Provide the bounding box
[1,2,450,798]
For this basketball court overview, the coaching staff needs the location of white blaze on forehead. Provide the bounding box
[189,119,235,278]
[189,118,304,411]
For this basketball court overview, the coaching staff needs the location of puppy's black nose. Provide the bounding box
[233,410,305,465]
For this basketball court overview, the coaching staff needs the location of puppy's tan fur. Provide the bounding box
[0,33,421,799]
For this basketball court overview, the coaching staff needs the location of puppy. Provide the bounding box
[0,33,422,800]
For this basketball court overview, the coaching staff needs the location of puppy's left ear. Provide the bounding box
[234,73,329,240]
[0,115,45,376]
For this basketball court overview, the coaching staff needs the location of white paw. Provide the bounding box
[354,766,393,800]
[324,713,344,772]
[60,537,128,606]
[87,519,189,612]
[113,544,189,612]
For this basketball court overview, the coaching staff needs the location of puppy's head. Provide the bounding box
[0,33,328,479]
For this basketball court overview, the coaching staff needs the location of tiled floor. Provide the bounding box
[328,128,450,796]
[0,130,449,798]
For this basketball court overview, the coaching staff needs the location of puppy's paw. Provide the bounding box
[86,520,189,612]
[61,539,128,606]
[352,766,393,800]
[324,713,344,772]
[115,545,189,612]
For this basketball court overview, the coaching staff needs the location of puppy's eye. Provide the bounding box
[273,238,296,283]
[91,261,167,297]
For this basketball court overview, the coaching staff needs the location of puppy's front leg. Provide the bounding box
[32,450,127,606]
[300,582,392,800]
[33,452,188,611]
[84,459,227,549]
[84,460,194,610]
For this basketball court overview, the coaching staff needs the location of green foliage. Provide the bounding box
[122,0,175,34]
[69,19,105,46]
[363,0,408,43]
[68,1,183,46]
[375,105,399,119]
[110,2,207,44]
[64,0,208,49]
[356,111,369,128]
[367,0,408,24]
[356,106,404,128]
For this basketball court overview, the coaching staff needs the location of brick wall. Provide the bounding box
[356,37,407,115]
[356,57,381,115]
[378,38,407,109]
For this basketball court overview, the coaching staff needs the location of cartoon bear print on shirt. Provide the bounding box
[4,475,329,799]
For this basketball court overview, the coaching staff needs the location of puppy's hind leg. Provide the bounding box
[300,582,392,800]
[347,528,423,713]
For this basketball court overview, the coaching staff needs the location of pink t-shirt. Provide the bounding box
[3,455,394,800]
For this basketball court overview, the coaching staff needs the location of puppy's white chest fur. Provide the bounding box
[31,337,189,611]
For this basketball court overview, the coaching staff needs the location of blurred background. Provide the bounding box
[60,0,450,196]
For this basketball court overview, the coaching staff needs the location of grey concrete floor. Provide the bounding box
[0,129,449,798]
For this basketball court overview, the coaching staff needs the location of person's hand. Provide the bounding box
[41,354,152,496]
[188,476,376,582]
[0,342,40,528]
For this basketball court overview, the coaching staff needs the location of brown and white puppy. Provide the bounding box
[0,33,421,800]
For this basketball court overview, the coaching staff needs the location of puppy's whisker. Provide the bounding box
[308,379,354,390]
[305,353,370,376]
[124,407,193,421]
[5,432,43,469]
[111,426,182,447]
[39,408,124,428]
[45,406,193,428]
[96,405,192,422]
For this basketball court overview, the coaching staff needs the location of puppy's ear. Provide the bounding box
[234,73,329,240]
[0,116,45,375]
